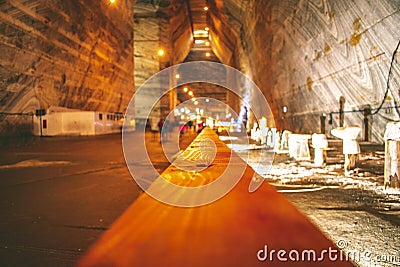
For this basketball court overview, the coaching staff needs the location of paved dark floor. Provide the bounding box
[0,131,196,267]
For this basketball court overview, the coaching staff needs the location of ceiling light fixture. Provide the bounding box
[194,30,209,38]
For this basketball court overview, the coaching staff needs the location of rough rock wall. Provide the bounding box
[0,0,135,134]
[170,0,193,65]
[133,0,193,122]
[212,0,400,142]
[133,3,166,122]
[134,4,163,91]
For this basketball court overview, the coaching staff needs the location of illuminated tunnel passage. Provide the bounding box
[0,0,399,266]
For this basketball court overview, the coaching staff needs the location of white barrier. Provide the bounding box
[331,126,360,176]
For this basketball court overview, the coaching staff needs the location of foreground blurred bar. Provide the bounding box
[78,128,354,267]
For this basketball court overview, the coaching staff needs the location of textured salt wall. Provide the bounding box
[211,0,400,142]
[134,2,165,123]
[2,0,399,140]
[134,0,192,123]
[0,0,135,134]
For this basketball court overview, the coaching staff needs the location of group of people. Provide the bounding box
[149,118,198,142]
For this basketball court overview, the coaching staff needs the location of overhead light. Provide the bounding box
[205,27,209,31]
[205,52,211,57]
[175,73,180,79]
[193,30,208,38]
[188,91,193,96]
[283,106,288,113]
[206,98,210,102]
[109,0,116,3]
[195,39,205,44]
[205,41,210,46]
[157,49,164,56]
[204,6,209,11]
[191,97,197,101]
[194,101,199,105]
[183,87,188,92]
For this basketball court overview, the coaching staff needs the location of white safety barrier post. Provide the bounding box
[384,122,400,189]
[331,126,361,176]
[311,134,328,167]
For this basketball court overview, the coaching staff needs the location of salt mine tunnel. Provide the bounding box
[0,0,399,267]
[1,0,399,141]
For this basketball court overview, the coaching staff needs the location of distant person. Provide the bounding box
[159,118,171,142]
[180,123,187,135]
[243,106,248,131]
[187,120,193,131]
[158,119,165,142]
[197,122,205,133]
[150,118,159,140]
